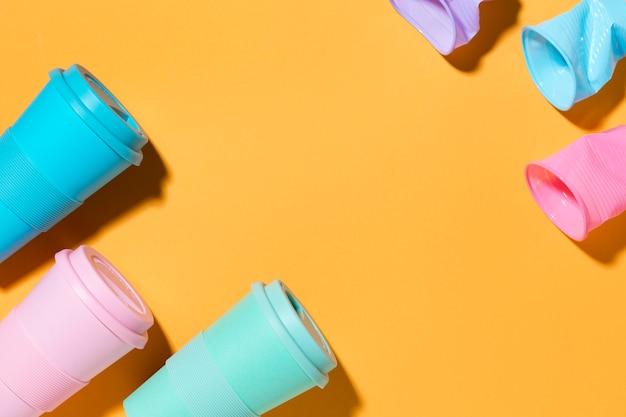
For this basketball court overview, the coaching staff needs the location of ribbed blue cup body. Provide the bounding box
[0,205,39,265]
[0,64,147,263]
[522,0,626,110]
[123,281,337,417]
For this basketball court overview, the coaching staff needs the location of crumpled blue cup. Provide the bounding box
[522,0,626,111]
[0,64,147,263]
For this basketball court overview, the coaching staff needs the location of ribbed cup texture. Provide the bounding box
[0,129,81,231]
[0,310,86,412]
[389,0,488,54]
[166,334,257,417]
[526,125,626,240]
[522,0,626,110]
[447,0,485,47]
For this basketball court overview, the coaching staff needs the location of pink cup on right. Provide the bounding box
[0,245,153,417]
[526,125,626,241]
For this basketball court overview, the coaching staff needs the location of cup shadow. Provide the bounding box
[574,210,626,264]
[561,59,626,130]
[0,140,169,288]
[266,360,361,417]
[445,0,521,71]
[49,317,173,417]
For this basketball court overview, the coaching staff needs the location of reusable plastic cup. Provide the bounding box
[526,125,626,241]
[0,64,148,263]
[123,280,337,417]
[389,0,489,55]
[522,0,626,111]
[0,245,154,417]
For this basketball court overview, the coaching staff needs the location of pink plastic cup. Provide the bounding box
[0,245,154,417]
[389,0,490,55]
[526,125,626,241]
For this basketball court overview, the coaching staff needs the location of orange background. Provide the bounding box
[1,1,626,416]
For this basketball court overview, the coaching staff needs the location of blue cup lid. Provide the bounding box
[49,64,147,165]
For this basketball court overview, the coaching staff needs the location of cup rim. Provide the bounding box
[55,247,152,348]
[521,26,577,111]
[48,67,144,165]
[62,65,148,149]
[252,282,330,387]
[264,281,337,374]
[525,161,589,241]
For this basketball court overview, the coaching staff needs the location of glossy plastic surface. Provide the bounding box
[389,0,488,54]
[522,0,626,110]
[526,125,626,241]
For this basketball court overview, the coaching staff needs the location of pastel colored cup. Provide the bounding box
[0,64,148,263]
[389,0,489,55]
[123,280,337,417]
[526,125,626,240]
[522,0,626,110]
[0,245,153,417]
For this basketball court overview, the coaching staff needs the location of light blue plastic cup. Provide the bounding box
[0,64,147,263]
[123,280,337,417]
[522,0,626,110]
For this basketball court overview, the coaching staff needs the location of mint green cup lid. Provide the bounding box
[260,281,337,378]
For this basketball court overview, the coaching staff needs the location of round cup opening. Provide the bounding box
[284,288,333,358]
[84,73,143,134]
[391,0,455,53]
[91,255,147,315]
[526,163,588,240]
[522,28,576,110]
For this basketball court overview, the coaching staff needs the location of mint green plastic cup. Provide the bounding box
[123,280,337,417]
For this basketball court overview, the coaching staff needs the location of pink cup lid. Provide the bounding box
[57,246,154,348]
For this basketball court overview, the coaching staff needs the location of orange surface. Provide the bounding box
[2,1,626,416]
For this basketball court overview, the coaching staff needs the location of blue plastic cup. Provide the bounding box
[123,280,337,417]
[522,0,626,110]
[0,64,147,262]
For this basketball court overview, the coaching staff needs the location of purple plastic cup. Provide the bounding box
[526,125,626,240]
[389,0,489,54]
[0,245,154,417]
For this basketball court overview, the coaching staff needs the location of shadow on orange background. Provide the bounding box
[0,140,168,288]
[49,317,173,417]
[445,0,521,71]
[267,360,361,417]
[50,342,358,417]
[562,59,626,130]
[575,211,626,264]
